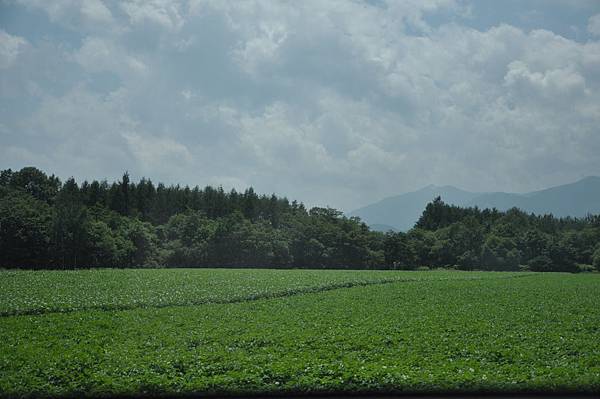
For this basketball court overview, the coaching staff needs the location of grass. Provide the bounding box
[0,269,599,397]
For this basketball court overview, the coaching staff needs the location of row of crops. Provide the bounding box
[0,268,530,316]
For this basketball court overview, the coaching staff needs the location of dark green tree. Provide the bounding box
[52,178,89,268]
[0,190,52,267]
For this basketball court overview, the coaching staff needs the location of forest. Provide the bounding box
[1,167,599,272]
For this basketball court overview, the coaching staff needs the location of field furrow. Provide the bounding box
[0,269,533,316]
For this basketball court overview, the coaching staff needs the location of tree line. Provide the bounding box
[1,167,599,271]
[385,197,600,272]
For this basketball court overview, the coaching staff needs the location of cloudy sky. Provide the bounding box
[1,0,600,211]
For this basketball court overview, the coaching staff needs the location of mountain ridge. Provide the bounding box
[350,176,600,231]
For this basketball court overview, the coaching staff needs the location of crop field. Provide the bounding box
[0,268,525,316]
[1,269,599,397]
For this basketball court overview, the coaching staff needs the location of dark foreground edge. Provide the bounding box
[5,391,598,399]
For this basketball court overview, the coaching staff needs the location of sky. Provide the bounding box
[1,0,600,211]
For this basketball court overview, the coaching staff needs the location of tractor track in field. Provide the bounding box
[0,273,539,318]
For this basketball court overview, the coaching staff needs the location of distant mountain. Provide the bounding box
[350,176,600,231]
[369,224,399,233]
[349,185,481,232]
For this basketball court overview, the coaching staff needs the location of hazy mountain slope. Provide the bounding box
[349,185,479,231]
[369,224,399,233]
[468,176,600,217]
[465,192,529,212]
[351,176,600,231]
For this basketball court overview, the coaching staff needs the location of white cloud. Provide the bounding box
[73,36,148,78]
[120,0,184,32]
[181,89,195,100]
[80,0,114,25]
[17,0,115,31]
[2,1,600,209]
[589,14,600,36]
[0,30,28,69]
[504,60,586,99]
[123,132,192,171]
[232,21,288,75]
[16,86,135,180]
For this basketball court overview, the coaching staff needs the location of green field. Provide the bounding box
[1,269,599,397]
